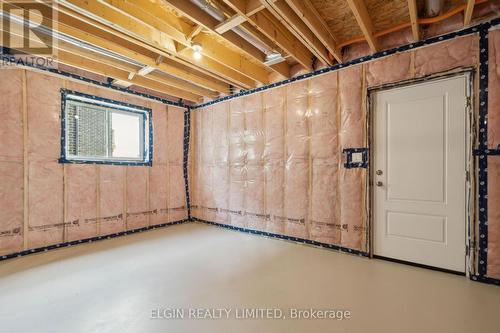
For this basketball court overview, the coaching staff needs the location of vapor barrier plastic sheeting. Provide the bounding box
[0,69,188,256]
[191,69,367,251]
[191,34,483,254]
[487,29,500,280]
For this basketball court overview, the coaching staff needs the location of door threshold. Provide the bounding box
[373,255,465,276]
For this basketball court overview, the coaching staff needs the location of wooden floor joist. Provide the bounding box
[284,0,342,63]
[346,0,379,52]
[464,0,475,26]
[222,0,315,70]
[6,18,215,101]
[261,0,332,65]
[2,0,492,104]
[161,0,281,81]
[41,4,232,95]
[57,0,258,90]
[407,0,420,41]
[79,0,267,86]
[58,51,204,102]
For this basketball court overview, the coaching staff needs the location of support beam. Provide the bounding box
[346,0,379,52]
[215,14,247,34]
[464,0,475,26]
[223,0,314,70]
[407,0,420,41]
[284,0,342,62]
[261,0,332,65]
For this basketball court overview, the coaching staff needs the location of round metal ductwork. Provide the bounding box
[424,0,444,17]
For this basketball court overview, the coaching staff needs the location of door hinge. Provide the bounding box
[466,96,472,109]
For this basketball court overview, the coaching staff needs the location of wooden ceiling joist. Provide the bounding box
[63,47,217,99]
[59,0,180,54]
[6,18,211,101]
[222,0,314,70]
[346,0,379,52]
[53,8,231,94]
[284,0,342,63]
[58,51,203,102]
[59,17,231,94]
[6,0,488,103]
[209,0,290,75]
[163,0,278,84]
[464,0,475,26]
[59,0,260,89]
[261,0,332,65]
[407,0,420,41]
[97,0,265,86]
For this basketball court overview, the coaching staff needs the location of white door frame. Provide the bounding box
[367,70,475,276]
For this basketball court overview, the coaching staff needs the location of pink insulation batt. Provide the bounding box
[191,31,500,273]
[487,29,500,280]
[0,26,499,282]
[0,69,24,255]
[0,68,187,256]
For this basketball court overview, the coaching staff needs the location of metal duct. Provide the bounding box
[189,0,276,55]
[0,10,143,66]
[190,0,225,20]
[424,0,444,17]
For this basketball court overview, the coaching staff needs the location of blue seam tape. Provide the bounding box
[343,148,369,169]
[0,219,189,262]
[58,89,154,167]
[192,217,369,257]
[477,26,489,277]
[183,107,192,219]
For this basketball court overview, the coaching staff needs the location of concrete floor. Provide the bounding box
[0,222,499,333]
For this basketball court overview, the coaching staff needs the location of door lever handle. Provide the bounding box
[376,181,383,187]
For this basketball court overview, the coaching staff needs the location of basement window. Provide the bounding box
[60,90,152,166]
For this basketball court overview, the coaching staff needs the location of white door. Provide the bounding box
[372,74,469,272]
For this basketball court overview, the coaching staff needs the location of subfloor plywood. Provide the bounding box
[0,222,499,332]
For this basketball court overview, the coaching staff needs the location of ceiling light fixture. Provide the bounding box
[192,42,203,60]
